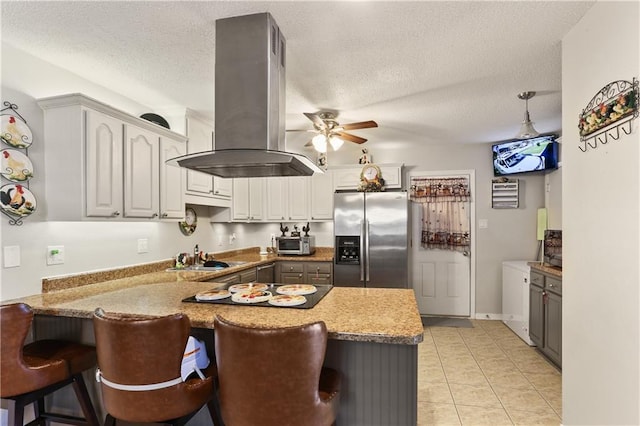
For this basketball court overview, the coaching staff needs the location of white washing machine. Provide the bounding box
[502,261,535,346]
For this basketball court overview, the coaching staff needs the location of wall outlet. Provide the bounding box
[137,238,148,254]
[47,245,65,265]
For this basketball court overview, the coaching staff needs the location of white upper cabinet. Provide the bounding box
[232,178,264,221]
[159,137,186,219]
[310,171,334,220]
[287,176,310,221]
[85,109,123,218]
[124,124,160,218]
[184,111,231,207]
[265,177,287,221]
[37,93,187,221]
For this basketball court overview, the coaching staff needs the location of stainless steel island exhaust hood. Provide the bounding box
[168,13,322,178]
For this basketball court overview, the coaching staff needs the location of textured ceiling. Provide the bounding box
[1,1,594,151]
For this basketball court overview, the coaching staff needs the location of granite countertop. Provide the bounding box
[10,247,423,345]
[528,262,562,278]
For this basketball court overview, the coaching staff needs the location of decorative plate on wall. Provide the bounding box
[1,149,33,182]
[0,183,37,217]
[179,207,197,236]
[1,114,33,149]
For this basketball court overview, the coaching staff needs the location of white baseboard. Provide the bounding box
[474,313,504,320]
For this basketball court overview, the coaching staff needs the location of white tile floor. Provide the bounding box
[418,319,562,425]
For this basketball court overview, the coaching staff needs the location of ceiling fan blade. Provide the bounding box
[340,120,378,131]
[303,112,327,130]
[336,132,367,144]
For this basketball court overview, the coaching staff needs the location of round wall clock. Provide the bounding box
[179,207,197,236]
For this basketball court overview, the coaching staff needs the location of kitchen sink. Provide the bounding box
[167,261,247,272]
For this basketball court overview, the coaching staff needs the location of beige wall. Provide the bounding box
[562,1,639,424]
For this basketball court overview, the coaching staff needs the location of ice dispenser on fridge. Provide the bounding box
[336,236,360,265]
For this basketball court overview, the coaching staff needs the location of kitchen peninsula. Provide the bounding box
[9,248,424,426]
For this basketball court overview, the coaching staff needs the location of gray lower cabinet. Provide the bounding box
[276,261,333,285]
[529,270,562,368]
[208,268,257,285]
[529,283,544,347]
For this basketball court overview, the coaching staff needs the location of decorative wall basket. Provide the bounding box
[578,77,638,152]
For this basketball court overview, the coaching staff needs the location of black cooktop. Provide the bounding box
[182,284,333,310]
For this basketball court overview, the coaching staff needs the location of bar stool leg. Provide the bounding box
[71,373,101,426]
[6,398,24,426]
[34,397,46,426]
[104,414,117,426]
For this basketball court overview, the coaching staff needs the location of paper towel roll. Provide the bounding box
[537,208,547,241]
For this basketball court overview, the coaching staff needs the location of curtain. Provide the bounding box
[410,177,470,251]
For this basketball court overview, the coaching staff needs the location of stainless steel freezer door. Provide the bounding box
[365,192,409,288]
[333,192,365,236]
[334,192,365,287]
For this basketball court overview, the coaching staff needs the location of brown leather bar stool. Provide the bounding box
[0,303,100,426]
[92,308,220,426]
[214,316,341,426]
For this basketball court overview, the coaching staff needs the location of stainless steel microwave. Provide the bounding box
[276,236,316,256]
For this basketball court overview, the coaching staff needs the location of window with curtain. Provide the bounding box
[410,177,471,251]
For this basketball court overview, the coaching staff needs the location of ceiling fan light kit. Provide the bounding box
[293,111,378,152]
[516,91,540,139]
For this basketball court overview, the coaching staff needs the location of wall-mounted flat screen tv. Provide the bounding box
[492,135,559,176]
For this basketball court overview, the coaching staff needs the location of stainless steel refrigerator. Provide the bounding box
[333,191,408,288]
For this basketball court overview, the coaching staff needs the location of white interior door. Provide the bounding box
[410,172,473,317]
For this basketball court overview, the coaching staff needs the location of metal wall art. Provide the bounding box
[578,77,638,152]
[1,101,36,225]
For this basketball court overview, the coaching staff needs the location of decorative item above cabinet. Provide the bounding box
[37,93,187,221]
[331,163,403,191]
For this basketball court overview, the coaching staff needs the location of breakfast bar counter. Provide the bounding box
[9,257,423,426]
[17,280,423,345]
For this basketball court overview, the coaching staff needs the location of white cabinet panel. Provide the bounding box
[288,176,309,220]
[232,178,264,221]
[265,177,287,221]
[185,115,213,196]
[310,171,333,220]
[160,138,186,219]
[124,125,159,218]
[85,109,123,218]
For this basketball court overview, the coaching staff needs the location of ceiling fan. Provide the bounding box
[288,112,378,152]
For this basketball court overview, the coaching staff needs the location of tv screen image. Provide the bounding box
[492,135,558,176]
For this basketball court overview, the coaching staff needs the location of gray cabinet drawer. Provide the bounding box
[239,269,257,283]
[309,263,332,274]
[280,262,304,273]
[545,277,562,295]
[530,271,544,287]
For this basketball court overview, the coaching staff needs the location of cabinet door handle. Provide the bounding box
[112,211,120,217]
[161,213,168,218]
[152,213,158,218]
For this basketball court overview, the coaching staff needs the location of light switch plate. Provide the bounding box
[4,245,20,268]
[479,219,489,229]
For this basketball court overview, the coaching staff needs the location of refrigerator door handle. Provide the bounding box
[365,219,370,282]
[360,220,366,282]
